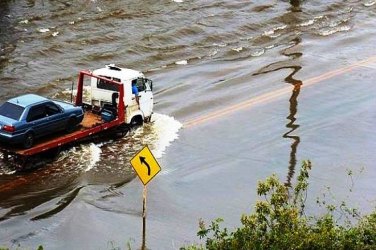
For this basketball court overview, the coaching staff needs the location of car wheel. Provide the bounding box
[23,133,34,149]
[66,117,77,133]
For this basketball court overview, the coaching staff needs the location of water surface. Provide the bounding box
[1,0,376,249]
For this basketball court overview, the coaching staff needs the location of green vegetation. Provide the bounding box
[182,161,376,250]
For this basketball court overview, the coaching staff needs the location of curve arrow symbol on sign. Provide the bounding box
[139,156,151,176]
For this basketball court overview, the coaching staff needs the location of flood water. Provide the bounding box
[1,0,376,249]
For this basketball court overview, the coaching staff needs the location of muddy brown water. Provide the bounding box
[1,0,376,249]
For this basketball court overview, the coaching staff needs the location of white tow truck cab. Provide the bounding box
[90,64,153,125]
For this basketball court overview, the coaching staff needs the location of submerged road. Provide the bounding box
[184,55,376,128]
[2,54,375,192]
[1,1,376,249]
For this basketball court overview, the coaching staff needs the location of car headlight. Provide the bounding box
[0,125,2,130]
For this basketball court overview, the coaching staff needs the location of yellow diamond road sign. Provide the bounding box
[130,145,161,185]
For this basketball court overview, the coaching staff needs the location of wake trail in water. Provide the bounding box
[55,113,181,173]
[0,113,181,178]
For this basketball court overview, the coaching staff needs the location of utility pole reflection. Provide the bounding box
[285,0,303,186]
[253,36,303,187]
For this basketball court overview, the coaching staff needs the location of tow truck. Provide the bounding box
[0,65,154,169]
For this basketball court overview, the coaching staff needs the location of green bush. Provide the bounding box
[182,161,376,250]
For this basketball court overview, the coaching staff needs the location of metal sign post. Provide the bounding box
[130,145,161,249]
[142,185,147,249]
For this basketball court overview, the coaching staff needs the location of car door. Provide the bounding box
[26,104,50,138]
[136,78,153,118]
[45,102,66,131]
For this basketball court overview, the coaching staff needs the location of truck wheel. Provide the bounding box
[66,117,77,133]
[131,116,143,127]
[113,125,129,139]
[23,133,34,149]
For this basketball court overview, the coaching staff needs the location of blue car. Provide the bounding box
[0,94,84,149]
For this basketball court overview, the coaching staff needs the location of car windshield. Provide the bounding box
[0,102,25,120]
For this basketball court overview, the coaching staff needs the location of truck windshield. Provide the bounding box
[0,102,25,120]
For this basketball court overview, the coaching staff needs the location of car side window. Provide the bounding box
[27,105,46,122]
[45,102,60,116]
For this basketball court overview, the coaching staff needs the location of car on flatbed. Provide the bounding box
[0,94,84,149]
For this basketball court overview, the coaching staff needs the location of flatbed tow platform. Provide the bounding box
[0,71,128,169]
[1,110,118,156]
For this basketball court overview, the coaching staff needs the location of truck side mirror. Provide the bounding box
[149,80,153,91]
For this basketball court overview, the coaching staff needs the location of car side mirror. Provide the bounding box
[148,80,153,91]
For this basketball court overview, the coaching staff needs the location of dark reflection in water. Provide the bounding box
[253,49,302,186]
[0,0,11,72]
[0,175,80,222]
[283,70,302,186]
[289,0,302,12]
[253,10,303,185]
[31,186,84,221]
[284,1,303,186]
